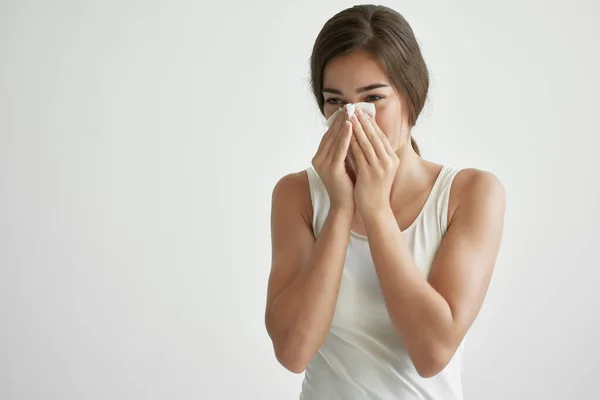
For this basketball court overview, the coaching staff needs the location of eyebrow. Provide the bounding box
[322,83,390,95]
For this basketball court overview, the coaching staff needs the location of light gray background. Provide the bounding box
[1,0,598,399]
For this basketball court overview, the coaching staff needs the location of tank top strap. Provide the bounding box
[305,166,330,239]
[430,165,464,236]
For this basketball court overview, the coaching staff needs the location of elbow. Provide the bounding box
[414,346,453,379]
[416,362,444,379]
[272,335,313,374]
[279,358,307,375]
[266,314,313,374]
[274,342,310,374]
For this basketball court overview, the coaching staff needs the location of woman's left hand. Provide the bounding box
[349,108,400,218]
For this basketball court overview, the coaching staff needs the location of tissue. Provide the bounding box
[325,102,376,128]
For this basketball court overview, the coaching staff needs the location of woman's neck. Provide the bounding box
[389,148,436,208]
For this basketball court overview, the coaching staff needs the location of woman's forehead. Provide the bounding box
[323,52,389,87]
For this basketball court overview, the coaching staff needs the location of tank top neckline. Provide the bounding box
[349,165,448,241]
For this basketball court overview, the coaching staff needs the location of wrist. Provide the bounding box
[329,203,355,218]
[360,204,394,227]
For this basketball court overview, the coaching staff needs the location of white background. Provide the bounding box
[1,0,599,399]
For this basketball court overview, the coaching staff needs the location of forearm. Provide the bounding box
[363,208,455,374]
[268,206,353,370]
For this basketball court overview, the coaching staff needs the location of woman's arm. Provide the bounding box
[265,172,353,374]
[363,169,506,378]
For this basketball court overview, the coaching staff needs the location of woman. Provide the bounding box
[265,5,505,399]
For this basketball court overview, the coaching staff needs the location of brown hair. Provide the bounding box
[310,5,429,156]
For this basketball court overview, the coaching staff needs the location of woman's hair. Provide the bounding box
[310,5,429,156]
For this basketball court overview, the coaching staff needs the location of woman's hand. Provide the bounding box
[349,108,400,217]
[312,111,355,212]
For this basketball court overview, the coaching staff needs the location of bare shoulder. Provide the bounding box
[448,168,506,225]
[271,170,313,230]
[272,170,309,199]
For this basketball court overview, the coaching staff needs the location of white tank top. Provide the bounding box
[300,164,467,400]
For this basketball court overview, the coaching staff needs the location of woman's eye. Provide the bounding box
[326,96,382,105]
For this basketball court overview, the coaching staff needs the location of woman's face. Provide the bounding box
[322,49,411,162]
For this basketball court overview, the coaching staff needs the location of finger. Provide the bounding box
[325,108,351,159]
[350,113,377,165]
[316,133,335,163]
[350,131,368,171]
[332,121,352,166]
[317,110,345,159]
[326,112,351,160]
[379,129,396,157]
[369,116,396,156]
[356,109,387,159]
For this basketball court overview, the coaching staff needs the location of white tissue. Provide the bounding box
[325,102,376,127]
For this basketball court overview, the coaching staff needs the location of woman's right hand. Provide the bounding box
[311,111,355,212]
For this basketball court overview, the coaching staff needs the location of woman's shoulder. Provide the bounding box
[448,166,506,225]
[422,161,501,198]
[451,167,504,199]
[271,169,314,227]
[272,169,311,199]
